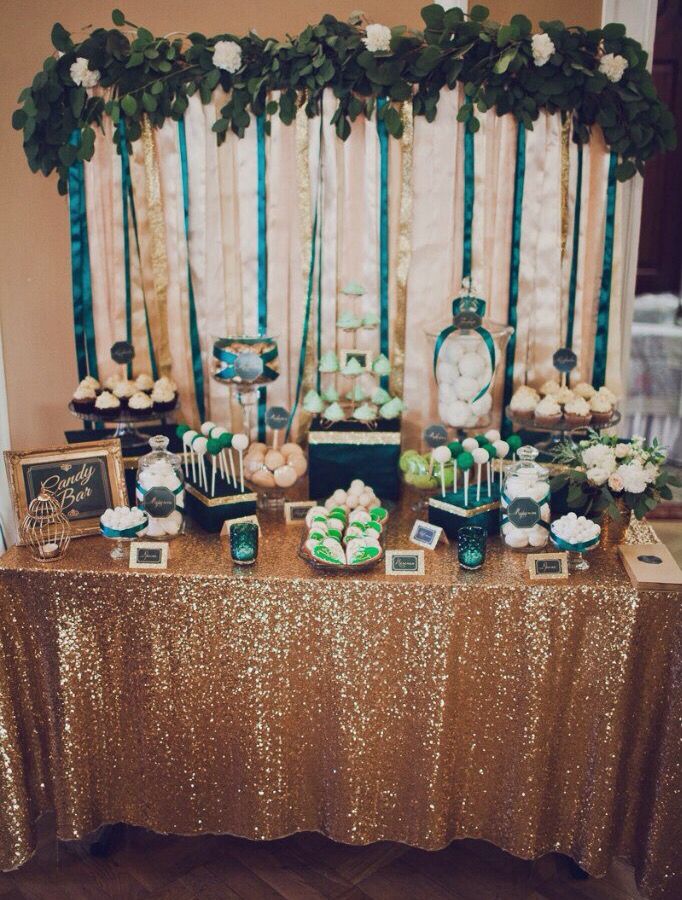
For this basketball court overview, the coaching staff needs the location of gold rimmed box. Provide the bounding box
[428,488,501,540]
[183,474,257,533]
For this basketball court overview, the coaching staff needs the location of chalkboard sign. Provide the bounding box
[142,486,176,518]
[536,558,562,575]
[111,341,135,365]
[265,406,290,430]
[506,496,541,528]
[5,439,128,541]
[552,347,578,373]
[527,552,568,580]
[423,424,448,449]
[386,550,425,575]
[453,310,482,330]
[130,541,169,569]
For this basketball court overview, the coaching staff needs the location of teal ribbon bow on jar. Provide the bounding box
[212,338,279,382]
[500,490,552,531]
[550,532,600,552]
[432,294,497,403]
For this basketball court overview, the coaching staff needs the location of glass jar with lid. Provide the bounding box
[501,445,550,550]
[136,435,185,539]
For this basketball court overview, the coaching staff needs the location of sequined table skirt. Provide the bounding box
[0,504,680,899]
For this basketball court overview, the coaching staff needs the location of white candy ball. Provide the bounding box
[445,400,470,428]
[358,491,372,508]
[324,497,336,510]
[163,516,182,536]
[528,526,548,547]
[454,376,479,402]
[350,479,365,492]
[333,489,347,503]
[437,361,458,384]
[145,518,166,538]
[458,352,486,379]
[232,433,249,452]
[485,429,501,443]
[505,530,529,549]
[346,495,359,509]
[444,340,465,365]
[470,393,492,415]
[432,445,452,464]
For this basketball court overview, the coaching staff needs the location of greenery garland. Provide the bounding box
[12,5,676,194]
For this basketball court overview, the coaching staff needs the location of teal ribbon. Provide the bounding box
[592,151,618,389]
[68,131,98,428]
[566,143,583,351]
[502,122,526,435]
[118,122,134,379]
[256,114,268,441]
[178,119,206,421]
[316,153,323,395]
[550,531,600,552]
[377,98,390,390]
[100,519,148,540]
[287,116,324,439]
[433,296,495,403]
[462,129,475,278]
[212,340,279,381]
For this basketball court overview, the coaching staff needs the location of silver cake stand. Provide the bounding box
[68,401,178,451]
[505,406,621,451]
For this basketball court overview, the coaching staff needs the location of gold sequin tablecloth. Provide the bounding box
[0,503,680,899]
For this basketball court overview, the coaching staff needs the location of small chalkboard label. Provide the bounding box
[130,541,169,569]
[637,554,663,565]
[527,552,568,580]
[284,500,315,525]
[111,341,135,365]
[423,424,448,449]
[454,311,482,330]
[553,347,578,373]
[265,406,290,431]
[234,351,264,382]
[507,496,541,529]
[386,550,425,575]
[409,520,444,551]
[142,486,176,518]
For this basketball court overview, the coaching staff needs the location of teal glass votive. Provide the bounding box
[230,522,259,566]
[458,525,486,570]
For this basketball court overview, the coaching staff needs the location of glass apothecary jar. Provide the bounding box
[136,435,185,539]
[500,445,550,551]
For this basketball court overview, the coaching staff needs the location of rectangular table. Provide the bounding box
[0,503,680,899]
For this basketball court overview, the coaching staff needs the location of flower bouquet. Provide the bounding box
[551,432,680,527]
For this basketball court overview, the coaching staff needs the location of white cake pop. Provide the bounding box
[231,433,249,492]
[432,445,452,497]
[462,437,478,453]
[485,429,501,444]
[472,446,489,501]
[201,421,216,436]
[192,435,208,490]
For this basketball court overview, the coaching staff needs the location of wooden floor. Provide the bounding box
[0,821,643,900]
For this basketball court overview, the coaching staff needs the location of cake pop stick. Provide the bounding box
[193,436,208,490]
[176,425,190,478]
[206,426,228,482]
[207,438,221,497]
[493,440,510,491]
[231,433,249,493]
[447,442,462,493]
[458,452,474,507]
[183,430,199,482]
[432,446,452,498]
[221,432,237,486]
[507,434,522,461]
[472,447,489,502]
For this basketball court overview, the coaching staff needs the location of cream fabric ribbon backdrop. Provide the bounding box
[78,86,624,442]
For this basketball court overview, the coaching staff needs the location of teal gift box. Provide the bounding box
[308,418,401,501]
[184,471,257,533]
[428,484,501,539]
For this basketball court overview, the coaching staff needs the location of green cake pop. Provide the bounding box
[507,434,522,454]
[475,434,488,446]
[219,432,232,448]
[448,441,462,457]
[207,438,221,456]
[176,424,190,438]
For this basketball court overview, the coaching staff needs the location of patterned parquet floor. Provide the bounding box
[0,819,643,900]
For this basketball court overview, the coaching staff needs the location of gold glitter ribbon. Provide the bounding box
[307,430,401,445]
[390,102,413,399]
[141,116,172,376]
[428,496,500,516]
[560,114,571,259]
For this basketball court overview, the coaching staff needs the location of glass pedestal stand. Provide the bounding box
[69,403,178,452]
[504,408,622,453]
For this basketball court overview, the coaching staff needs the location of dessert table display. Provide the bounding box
[0,504,680,900]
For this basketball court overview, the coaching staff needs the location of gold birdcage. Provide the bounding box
[20,487,71,561]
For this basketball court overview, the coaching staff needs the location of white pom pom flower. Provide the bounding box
[70,57,100,88]
[531,33,555,67]
[363,24,392,53]
[213,40,242,73]
[599,52,628,83]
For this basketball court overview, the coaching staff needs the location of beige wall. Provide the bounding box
[0,0,600,450]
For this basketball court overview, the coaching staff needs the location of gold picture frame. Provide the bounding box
[4,439,128,542]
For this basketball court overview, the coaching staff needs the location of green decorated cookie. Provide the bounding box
[347,544,381,565]
[370,507,388,522]
[312,544,345,565]
[365,520,382,534]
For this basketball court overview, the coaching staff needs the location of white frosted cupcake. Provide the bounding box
[72,383,96,412]
[80,375,101,393]
[539,380,560,397]
[113,380,136,407]
[135,373,155,393]
[555,386,575,406]
[573,382,595,400]
[589,393,613,425]
[564,396,591,428]
[103,374,122,392]
[94,390,121,419]
[128,390,154,418]
[510,388,538,421]
[151,383,176,413]
[154,376,177,394]
[534,396,562,428]
[597,386,618,406]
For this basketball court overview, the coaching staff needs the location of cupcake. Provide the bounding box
[154,376,177,394]
[372,354,391,377]
[589,393,613,425]
[534,396,562,428]
[379,397,404,419]
[322,402,346,423]
[353,403,378,423]
[151,383,177,413]
[555,385,575,406]
[94,391,121,419]
[597,386,618,406]
[573,382,595,400]
[103,374,122,392]
[509,388,537,421]
[318,351,339,374]
[113,379,136,408]
[539,380,560,397]
[135,373,155,393]
[341,357,364,377]
[322,386,339,403]
[564,396,592,428]
[336,311,362,330]
[72,383,96,412]
[303,389,324,414]
[128,390,154,418]
[80,375,101,393]
[371,386,391,405]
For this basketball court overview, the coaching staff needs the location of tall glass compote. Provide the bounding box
[211,335,280,439]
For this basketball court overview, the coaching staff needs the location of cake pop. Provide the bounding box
[207,438,221,496]
[231,433,249,492]
[458,451,474,506]
[432,445,452,498]
[472,446,489,502]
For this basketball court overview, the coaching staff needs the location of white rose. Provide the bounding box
[582,444,617,474]
[615,443,631,459]
[643,463,659,484]
[70,57,100,88]
[531,33,555,67]
[608,472,624,493]
[617,463,648,494]
[213,40,242,73]
[363,23,392,53]
[599,52,628,83]
[587,466,609,486]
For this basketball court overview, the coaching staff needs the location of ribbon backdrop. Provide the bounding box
[70,88,624,441]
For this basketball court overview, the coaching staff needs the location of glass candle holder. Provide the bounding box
[230,522,259,566]
[457,525,486,570]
